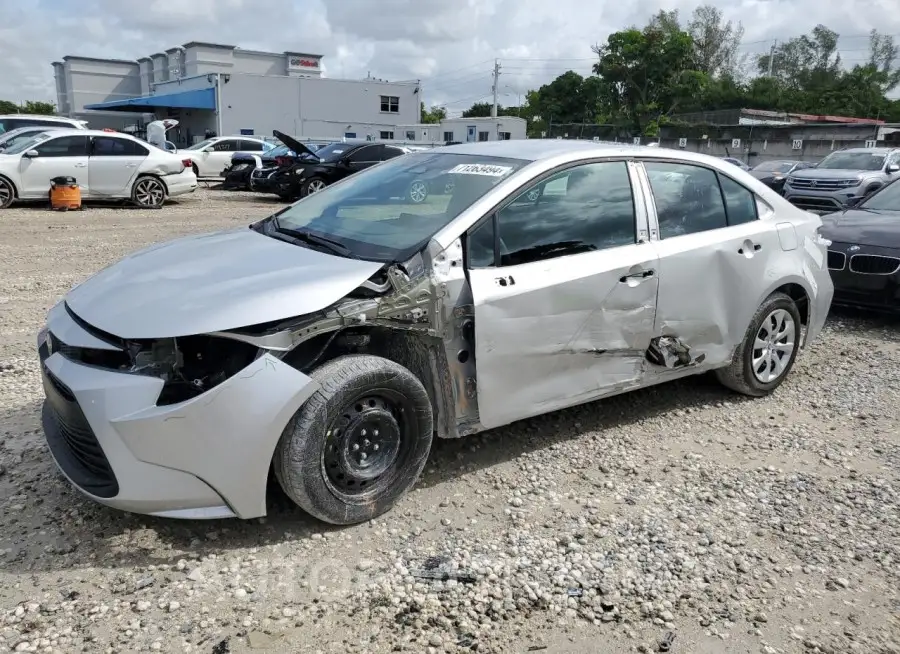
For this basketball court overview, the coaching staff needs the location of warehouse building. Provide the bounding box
[393,116,527,144]
[51,41,420,146]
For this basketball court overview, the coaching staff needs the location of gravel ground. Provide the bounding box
[0,188,899,654]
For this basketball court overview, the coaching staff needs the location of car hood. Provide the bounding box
[820,209,900,247]
[749,170,785,181]
[791,168,874,180]
[65,228,383,339]
[272,130,319,160]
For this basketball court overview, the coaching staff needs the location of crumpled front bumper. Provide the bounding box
[38,303,319,519]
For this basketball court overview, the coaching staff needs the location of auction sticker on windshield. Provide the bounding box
[447,163,514,176]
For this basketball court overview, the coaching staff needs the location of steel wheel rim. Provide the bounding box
[409,181,427,203]
[752,308,796,383]
[0,181,11,207]
[321,389,413,504]
[307,179,326,194]
[135,179,164,206]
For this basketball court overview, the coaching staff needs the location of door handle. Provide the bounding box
[126,163,137,168]
[619,270,655,283]
[74,163,87,168]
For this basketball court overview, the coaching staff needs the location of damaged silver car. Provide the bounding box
[37,140,834,525]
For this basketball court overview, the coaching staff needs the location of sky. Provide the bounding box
[1,0,899,116]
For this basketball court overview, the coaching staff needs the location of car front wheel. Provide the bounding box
[715,291,801,397]
[274,354,434,525]
[302,177,327,196]
[0,177,14,209]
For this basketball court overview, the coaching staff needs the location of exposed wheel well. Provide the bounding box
[772,282,809,326]
[281,326,456,439]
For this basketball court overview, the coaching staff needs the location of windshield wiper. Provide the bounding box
[275,226,359,259]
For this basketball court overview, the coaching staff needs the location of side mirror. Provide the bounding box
[846,196,863,207]
[24,150,39,158]
[887,163,899,173]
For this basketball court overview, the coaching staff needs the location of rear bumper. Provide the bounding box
[164,169,198,198]
[38,302,320,519]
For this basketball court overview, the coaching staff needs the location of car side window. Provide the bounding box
[211,140,238,152]
[717,174,758,225]
[468,161,637,268]
[239,140,265,152]
[644,162,728,238]
[34,135,90,157]
[92,137,148,157]
[348,145,381,163]
[887,152,900,167]
[382,146,405,161]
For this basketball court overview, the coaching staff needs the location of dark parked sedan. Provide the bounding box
[748,160,815,194]
[820,179,900,313]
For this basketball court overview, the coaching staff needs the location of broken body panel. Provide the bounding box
[38,141,832,519]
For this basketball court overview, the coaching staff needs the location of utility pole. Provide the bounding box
[491,59,501,118]
[767,40,777,77]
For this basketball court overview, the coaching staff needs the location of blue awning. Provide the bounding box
[84,88,216,113]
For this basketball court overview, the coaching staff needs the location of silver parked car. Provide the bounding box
[37,141,833,524]
[782,147,900,214]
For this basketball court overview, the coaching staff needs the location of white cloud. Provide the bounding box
[1,0,898,113]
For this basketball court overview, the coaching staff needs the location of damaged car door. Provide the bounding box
[467,160,659,429]
[640,160,781,367]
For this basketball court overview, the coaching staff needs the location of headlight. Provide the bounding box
[786,177,794,185]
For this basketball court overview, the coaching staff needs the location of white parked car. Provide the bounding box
[0,129,197,209]
[0,114,88,135]
[0,125,70,152]
[179,136,275,178]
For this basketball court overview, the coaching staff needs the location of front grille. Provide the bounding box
[827,251,846,270]
[41,367,118,498]
[849,254,900,275]
[787,196,843,212]
[789,178,857,191]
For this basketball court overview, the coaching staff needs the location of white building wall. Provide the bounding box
[440,117,527,142]
[217,74,419,140]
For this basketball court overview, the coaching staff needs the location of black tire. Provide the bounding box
[274,354,434,525]
[715,291,802,397]
[301,177,327,197]
[191,163,200,178]
[131,175,167,208]
[0,177,14,209]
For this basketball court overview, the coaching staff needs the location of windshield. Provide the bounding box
[860,179,900,211]
[268,145,294,158]
[186,139,215,151]
[3,132,53,155]
[314,142,355,162]
[817,152,886,171]
[753,161,795,173]
[272,152,528,261]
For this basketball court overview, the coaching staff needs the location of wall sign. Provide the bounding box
[865,139,877,148]
[632,137,641,145]
[678,137,687,148]
[731,138,741,149]
[288,57,320,70]
[792,139,803,150]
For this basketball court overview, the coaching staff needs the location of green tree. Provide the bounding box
[687,5,744,78]
[19,101,56,115]
[593,25,706,134]
[0,100,19,114]
[420,102,447,124]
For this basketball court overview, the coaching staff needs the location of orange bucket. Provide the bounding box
[49,176,82,211]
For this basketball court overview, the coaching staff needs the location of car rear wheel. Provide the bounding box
[302,177,327,196]
[131,176,166,208]
[407,180,429,204]
[0,178,14,209]
[274,354,434,525]
[715,291,801,397]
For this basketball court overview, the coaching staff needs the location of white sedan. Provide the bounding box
[179,136,274,178]
[0,129,197,209]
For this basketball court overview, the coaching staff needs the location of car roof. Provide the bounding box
[0,114,84,123]
[437,139,748,166]
[30,128,142,139]
[836,147,898,154]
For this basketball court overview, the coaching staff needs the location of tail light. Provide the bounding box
[182,158,193,170]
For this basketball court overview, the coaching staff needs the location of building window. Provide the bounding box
[478,131,490,142]
[405,130,415,141]
[379,131,394,140]
[380,95,399,113]
[443,131,454,142]
[499,131,512,140]
[345,132,357,139]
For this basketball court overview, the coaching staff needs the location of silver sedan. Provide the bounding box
[37,140,833,524]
